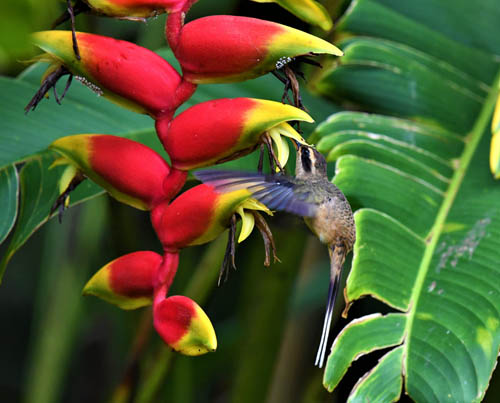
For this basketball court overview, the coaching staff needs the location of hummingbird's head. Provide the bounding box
[295,144,327,180]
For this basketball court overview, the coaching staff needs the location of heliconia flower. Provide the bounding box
[250,0,333,31]
[29,31,196,118]
[82,0,196,19]
[151,184,272,251]
[167,15,343,84]
[50,134,187,210]
[160,98,313,170]
[83,251,162,310]
[491,94,500,179]
[153,295,217,356]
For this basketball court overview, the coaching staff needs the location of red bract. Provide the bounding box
[83,251,162,309]
[30,31,196,118]
[168,15,342,83]
[84,0,196,18]
[153,295,217,356]
[159,97,312,169]
[50,134,187,210]
[151,184,269,252]
[152,185,230,251]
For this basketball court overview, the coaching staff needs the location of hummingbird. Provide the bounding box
[195,144,356,368]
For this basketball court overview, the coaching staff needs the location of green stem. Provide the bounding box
[403,68,500,366]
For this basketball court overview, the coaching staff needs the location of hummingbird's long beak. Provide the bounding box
[290,138,299,150]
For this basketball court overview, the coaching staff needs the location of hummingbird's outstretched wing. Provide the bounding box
[194,170,317,217]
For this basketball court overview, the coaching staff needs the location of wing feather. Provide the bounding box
[194,170,317,217]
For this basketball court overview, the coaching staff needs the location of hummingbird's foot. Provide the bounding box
[218,214,238,286]
[25,65,73,113]
[50,171,86,223]
[253,211,280,266]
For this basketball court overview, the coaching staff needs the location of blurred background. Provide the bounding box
[1,1,499,402]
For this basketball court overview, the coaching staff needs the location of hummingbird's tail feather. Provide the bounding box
[315,243,346,368]
[315,279,336,368]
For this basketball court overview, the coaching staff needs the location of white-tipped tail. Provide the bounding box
[314,243,346,368]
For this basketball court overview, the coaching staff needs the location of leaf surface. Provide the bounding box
[313,0,500,400]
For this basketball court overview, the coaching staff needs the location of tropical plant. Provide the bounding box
[310,0,500,401]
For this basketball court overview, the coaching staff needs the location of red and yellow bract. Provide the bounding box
[33,31,196,118]
[50,134,187,210]
[83,251,162,309]
[168,15,342,83]
[152,184,259,252]
[160,97,313,170]
[153,295,217,356]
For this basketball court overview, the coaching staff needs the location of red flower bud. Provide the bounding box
[168,15,342,83]
[160,98,312,170]
[151,184,271,251]
[153,295,217,356]
[50,134,187,210]
[83,251,162,309]
[31,31,196,118]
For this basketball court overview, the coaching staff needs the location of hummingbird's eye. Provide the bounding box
[300,147,312,172]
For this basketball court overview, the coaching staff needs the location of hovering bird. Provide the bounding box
[195,144,356,368]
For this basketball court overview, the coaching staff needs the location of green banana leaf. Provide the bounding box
[311,0,500,401]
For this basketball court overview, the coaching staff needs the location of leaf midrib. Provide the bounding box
[402,68,500,377]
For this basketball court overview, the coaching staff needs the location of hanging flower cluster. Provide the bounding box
[27,0,342,356]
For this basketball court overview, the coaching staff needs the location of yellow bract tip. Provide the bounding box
[57,164,78,205]
[176,303,217,356]
[252,0,333,31]
[270,24,343,58]
[269,128,290,170]
[83,264,153,310]
[236,207,255,243]
[49,156,71,169]
[277,122,308,144]
[32,31,84,68]
[240,198,273,215]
